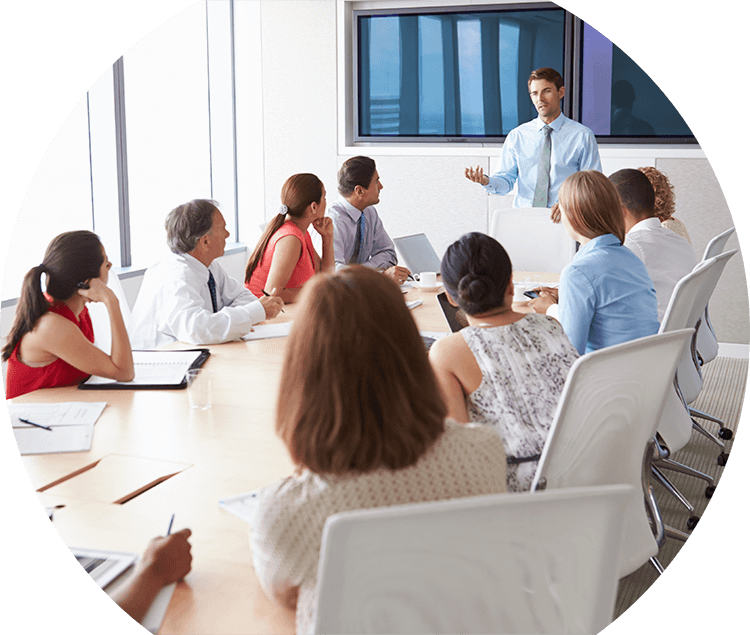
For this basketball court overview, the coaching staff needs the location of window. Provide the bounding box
[1,95,94,300]
[122,0,213,268]
[356,5,567,140]
[353,2,695,143]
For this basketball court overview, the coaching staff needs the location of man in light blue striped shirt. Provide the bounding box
[465,68,601,208]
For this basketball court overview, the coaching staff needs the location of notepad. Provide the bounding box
[9,402,106,455]
[79,349,210,389]
[242,322,293,341]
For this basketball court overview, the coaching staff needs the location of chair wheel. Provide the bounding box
[687,516,700,531]
[719,428,734,440]
[705,485,716,499]
[717,452,729,466]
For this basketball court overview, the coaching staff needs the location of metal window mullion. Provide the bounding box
[113,57,132,268]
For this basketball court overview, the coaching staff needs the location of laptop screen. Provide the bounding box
[393,234,442,274]
[437,292,468,332]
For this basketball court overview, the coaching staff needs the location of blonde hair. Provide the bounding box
[557,170,625,244]
[275,266,446,474]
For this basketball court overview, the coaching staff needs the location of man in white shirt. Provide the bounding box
[609,169,696,322]
[130,199,283,348]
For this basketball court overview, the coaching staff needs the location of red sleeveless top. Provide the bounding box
[246,221,316,297]
[5,301,95,399]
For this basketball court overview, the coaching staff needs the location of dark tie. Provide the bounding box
[207,271,218,313]
[349,213,366,264]
[532,125,553,208]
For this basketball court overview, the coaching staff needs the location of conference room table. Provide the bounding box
[12,273,556,634]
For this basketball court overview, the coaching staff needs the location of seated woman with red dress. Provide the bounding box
[244,174,334,303]
[3,230,135,399]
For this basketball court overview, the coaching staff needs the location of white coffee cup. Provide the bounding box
[420,271,437,288]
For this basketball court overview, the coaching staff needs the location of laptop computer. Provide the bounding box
[393,233,442,274]
[70,547,138,589]
[421,292,468,351]
[436,292,469,332]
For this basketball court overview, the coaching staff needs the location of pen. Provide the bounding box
[19,418,53,431]
[262,289,285,313]
[167,513,175,536]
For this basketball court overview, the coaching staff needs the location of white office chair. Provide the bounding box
[651,254,736,525]
[489,207,576,273]
[87,271,132,354]
[313,485,632,635]
[530,329,693,577]
[653,250,736,512]
[663,251,737,451]
[695,227,735,365]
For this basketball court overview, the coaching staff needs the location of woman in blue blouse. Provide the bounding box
[530,170,659,355]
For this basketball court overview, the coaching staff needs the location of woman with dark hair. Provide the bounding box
[531,170,659,354]
[429,232,578,492]
[245,174,334,303]
[3,231,134,399]
[251,266,506,633]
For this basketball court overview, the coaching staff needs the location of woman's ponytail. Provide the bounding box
[2,264,51,361]
[2,230,104,362]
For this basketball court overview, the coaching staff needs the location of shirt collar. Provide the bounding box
[177,251,211,280]
[627,217,662,234]
[337,196,364,222]
[576,233,621,257]
[535,112,567,132]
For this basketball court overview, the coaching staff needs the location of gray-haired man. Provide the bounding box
[130,199,283,348]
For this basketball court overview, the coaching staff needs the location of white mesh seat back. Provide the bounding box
[489,207,576,274]
[701,227,735,261]
[530,330,693,577]
[674,251,737,404]
[696,230,736,363]
[314,485,632,635]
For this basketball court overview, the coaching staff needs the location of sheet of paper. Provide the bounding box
[406,299,423,310]
[241,322,293,341]
[8,402,104,455]
[7,401,107,426]
[219,489,261,528]
[142,582,176,634]
[85,350,203,386]
[12,423,94,455]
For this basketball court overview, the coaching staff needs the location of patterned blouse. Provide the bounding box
[461,312,579,492]
[250,421,507,634]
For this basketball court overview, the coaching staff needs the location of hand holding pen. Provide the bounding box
[261,287,285,315]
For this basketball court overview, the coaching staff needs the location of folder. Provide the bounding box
[78,348,210,390]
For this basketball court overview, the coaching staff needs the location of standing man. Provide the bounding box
[465,67,601,208]
[130,199,283,348]
[328,156,411,283]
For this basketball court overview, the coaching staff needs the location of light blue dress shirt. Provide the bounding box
[328,197,397,270]
[557,234,659,355]
[484,113,601,208]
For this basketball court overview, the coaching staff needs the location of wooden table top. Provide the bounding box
[10,273,557,634]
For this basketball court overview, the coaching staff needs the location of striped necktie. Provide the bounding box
[207,271,218,313]
[349,213,366,264]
